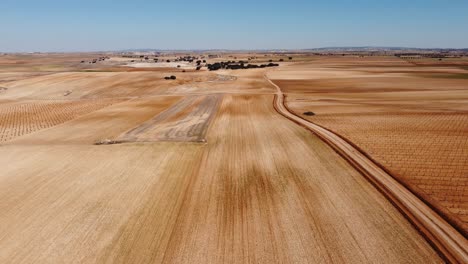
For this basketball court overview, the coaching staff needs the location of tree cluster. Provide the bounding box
[206,61,279,71]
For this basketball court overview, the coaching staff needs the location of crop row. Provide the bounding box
[0,99,120,142]
[311,112,468,224]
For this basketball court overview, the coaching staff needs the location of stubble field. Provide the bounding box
[1,53,465,263]
[270,56,468,236]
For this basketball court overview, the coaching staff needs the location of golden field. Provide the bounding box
[1,53,467,263]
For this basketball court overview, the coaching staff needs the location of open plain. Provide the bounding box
[0,53,467,263]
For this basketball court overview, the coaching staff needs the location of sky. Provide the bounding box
[1,0,468,52]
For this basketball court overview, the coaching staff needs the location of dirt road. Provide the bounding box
[0,61,450,263]
[266,74,468,263]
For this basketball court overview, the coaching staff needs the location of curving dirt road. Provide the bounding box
[266,75,468,263]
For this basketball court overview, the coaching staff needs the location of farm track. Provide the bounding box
[154,94,441,263]
[1,55,464,263]
[266,75,468,263]
[307,112,468,233]
[0,94,444,263]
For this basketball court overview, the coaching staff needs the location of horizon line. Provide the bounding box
[3,46,468,54]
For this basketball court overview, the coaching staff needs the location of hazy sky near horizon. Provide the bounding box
[1,0,468,52]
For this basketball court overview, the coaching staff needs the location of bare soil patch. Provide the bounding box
[118,95,222,142]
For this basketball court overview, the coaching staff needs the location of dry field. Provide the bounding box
[1,53,463,263]
[118,94,222,142]
[270,56,468,236]
[0,99,122,142]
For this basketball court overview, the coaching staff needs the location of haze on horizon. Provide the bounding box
[1,0,468,52]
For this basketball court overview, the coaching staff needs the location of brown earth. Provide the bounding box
[0,99,122,143]
[7,97,182,145]
[1,53,464,263]
[270,58,468,236]
[118,94,222,142]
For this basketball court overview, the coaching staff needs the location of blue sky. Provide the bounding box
[1,0,467,52]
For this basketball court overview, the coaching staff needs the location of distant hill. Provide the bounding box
[303,47,468,52]
[116,47,468,54]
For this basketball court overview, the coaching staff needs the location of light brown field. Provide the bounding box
[0,99,122,143]
[270,57,468,236]
[7,97,182,145]
[1,53,465,263]
[118,94,222,142]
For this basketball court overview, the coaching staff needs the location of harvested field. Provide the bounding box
[2,53,464,263]
[0,72,182,100]
[0,99,122,142]
[271,58,468,235]
[167,69,275,95]
[0,70,259,100]
[0,72,55,83]
[119,95,222,142]
[306,112,468,228]
[156,95,440,263]
[0,143,205,264]
[8,97,181,145]
[1,66,274,101]
[0,94,442,263]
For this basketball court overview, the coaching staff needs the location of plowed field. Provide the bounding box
[271,58,468,235]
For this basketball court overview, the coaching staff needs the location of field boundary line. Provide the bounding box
[265,74,468,264]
